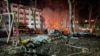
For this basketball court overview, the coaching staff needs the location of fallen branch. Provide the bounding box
[66,44,92,56]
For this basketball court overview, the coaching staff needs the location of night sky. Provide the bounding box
[74,0,100,19]
[9,0,100,20]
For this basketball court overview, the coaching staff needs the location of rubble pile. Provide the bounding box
[0,37,100,56]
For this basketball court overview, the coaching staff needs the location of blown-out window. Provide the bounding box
[31,23,34,25]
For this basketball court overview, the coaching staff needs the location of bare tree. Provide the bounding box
[68,0,74,35]
[30,0,37,30]
[66,0,74,43]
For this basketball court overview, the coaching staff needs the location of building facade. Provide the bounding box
[10,3,42,29]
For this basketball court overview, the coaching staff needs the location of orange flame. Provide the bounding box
[41,8,69,31]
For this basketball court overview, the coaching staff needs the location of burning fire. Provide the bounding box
[41,8,69,30]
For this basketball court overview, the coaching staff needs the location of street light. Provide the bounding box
[85,20,88,22]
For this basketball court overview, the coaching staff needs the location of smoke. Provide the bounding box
[39,0,69,31]
[41,7,69,30]
[37,0,68,10]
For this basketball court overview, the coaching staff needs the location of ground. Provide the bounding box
[0,34,100,56]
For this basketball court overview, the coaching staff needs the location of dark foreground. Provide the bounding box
[0,36,100,56]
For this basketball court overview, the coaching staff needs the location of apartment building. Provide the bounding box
[10,3,42,29]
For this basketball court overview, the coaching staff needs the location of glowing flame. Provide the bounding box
[41,8,69,30]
